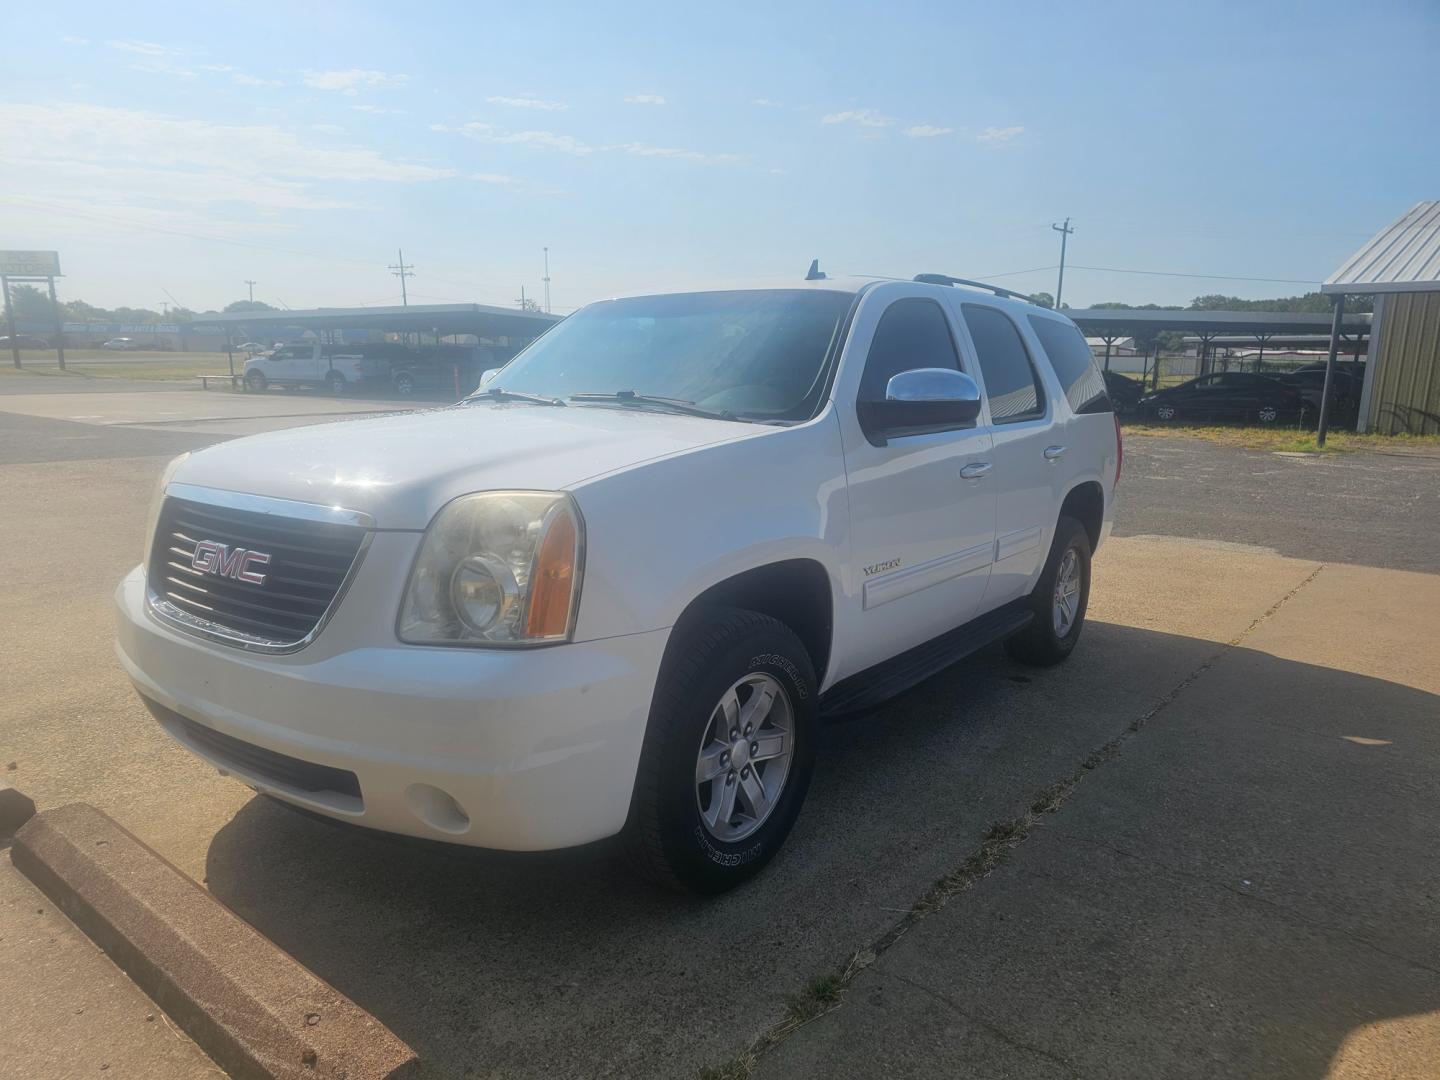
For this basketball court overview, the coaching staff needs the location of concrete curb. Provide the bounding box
[13,803,417,1080]
[0,782,37,838]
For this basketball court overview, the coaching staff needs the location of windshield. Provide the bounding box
[483,289,853,422]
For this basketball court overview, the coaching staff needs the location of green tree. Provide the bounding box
[1030,291,1055,309]
[223,299,277,313]
[4,283,57,323]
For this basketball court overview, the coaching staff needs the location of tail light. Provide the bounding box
[1113,413,1124,487]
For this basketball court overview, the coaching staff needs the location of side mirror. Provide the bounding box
[859,367,983,444]
[478,367,502,388]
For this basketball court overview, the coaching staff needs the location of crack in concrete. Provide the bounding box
[699,563,1328,1078]
[886,968,1082,1078]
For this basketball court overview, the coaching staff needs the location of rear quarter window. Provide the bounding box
[1027,316,1112,415]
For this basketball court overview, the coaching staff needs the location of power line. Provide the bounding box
[1068,264,1320,285]
[388,249,414,307]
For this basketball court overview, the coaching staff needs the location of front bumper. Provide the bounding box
[115,566,669,850]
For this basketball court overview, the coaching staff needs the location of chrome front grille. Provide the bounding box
[147,485,370,651]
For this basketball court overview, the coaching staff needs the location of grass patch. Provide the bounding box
[1123,421,1440,455]
[0,352,240,382]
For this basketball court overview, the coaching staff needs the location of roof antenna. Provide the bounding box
[805,258,826,281]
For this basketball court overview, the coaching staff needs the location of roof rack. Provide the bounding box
[913,274,1035,303]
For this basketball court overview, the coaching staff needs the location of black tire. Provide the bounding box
[623,608,818,894]
[1153,403,1178,422]
[326,372,346,396]
[245,370,267,393]
[1257,404,1280,424]
[1005,515,1092,667]
[394,371,415,397]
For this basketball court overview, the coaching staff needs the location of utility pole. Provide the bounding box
[516,285,528,311]
[160,301,170,316]
[244,279,257,303]
[1051,218,1074,309]
[388,249,414,306]
[542,247,552,314]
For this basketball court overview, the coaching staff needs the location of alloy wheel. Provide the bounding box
[694,673,794,843]
[1052,547,1082,637]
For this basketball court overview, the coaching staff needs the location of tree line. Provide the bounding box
[4,283,275,325]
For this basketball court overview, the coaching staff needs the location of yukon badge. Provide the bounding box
[191,540,272,586]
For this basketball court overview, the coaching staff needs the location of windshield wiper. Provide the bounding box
[467,386,566,406]
[570,390,737,422]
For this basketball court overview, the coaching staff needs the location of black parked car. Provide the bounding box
[1101,370,1144,415]
[0,334,51,349]
[1138,372,1309,425]
[1279,368,1358,416]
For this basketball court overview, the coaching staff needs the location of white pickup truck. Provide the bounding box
[243,342,392,394]
[117,272,1120,894]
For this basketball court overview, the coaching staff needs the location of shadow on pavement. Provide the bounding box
[202,624,1440,1079]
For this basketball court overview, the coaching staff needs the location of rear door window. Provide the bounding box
[1027,316,1112,415]
[961,304,1046,422]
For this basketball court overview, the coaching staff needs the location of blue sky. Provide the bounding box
[2,0,1437,313]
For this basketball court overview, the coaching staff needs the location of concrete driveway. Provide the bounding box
[2,389,1437,1078]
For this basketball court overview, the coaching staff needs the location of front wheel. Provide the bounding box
[1257,404,1279,424]
[245,370,267,393]
[1005,515,1092,666]
[325,372,346,396]
[1153,403,1178,422]
[623,608,818,894]
[393,371,416,397]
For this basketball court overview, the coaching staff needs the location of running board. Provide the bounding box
[819,602,1033,720]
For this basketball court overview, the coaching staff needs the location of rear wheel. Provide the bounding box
[394,371,416,397]
[623,608,817,894]
[1005,515,1092,667]
[325,372,346,396]
[1257,404,1279,424]
[1154,403,1178,422]
[245,370,267,393]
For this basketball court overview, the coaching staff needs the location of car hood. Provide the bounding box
[170,402,755,529]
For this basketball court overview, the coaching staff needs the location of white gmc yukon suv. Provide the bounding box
[117,273,1120,894]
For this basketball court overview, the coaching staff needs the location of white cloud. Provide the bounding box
[624,94,666,105]
[821,108,895,128]
[303,69,409,94]
[61,35,91,45]
[310,123,346,135]
[0,104,454,187]
[471,172,521,185]
[107,39,168,56]
[485,95,567,110]
[751,98,783,108]
[445,121,736,162]
[231,72,283,87]
[905,124,954,138]
[977,125,1024,145]
[352,104,404,115]
[131,59,198,80]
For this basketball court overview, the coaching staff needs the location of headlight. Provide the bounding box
[143,452,190,568]
[398,491,584,646]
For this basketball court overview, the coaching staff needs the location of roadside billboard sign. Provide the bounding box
[0,250,62,277]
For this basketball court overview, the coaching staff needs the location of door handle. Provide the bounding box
[1043,445,1067,462]
[960,462,993,480]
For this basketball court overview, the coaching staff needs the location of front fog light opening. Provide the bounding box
[450,553,520,634]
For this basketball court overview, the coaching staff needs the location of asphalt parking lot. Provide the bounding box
[2,384,1438,1078]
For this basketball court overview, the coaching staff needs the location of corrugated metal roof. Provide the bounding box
[1324,201,1440,294]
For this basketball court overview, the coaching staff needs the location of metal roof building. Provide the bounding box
[198,302,561,341]
[1324,202,1440,434]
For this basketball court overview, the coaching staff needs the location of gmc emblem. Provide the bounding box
[191,540,272,585]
